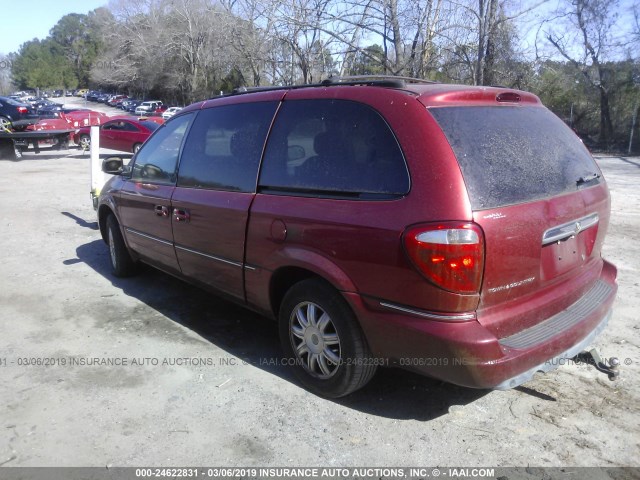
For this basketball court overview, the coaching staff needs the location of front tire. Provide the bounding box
[106,214,137,277]
[78,134,90,150]
[279,279,377,398]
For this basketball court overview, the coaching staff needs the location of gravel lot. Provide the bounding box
[0,111,638,468]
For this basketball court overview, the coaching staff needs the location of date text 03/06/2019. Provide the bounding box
[134,467,497,478]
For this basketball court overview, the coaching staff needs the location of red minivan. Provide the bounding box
[97,77,617,398]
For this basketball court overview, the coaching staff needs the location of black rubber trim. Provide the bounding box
[499,280,612,349]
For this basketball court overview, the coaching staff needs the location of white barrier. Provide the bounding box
[89,125,105,208]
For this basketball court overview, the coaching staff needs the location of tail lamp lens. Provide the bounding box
[403,223,485,294]
[17,106,28,114]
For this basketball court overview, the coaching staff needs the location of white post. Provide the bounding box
[89,125,104,208]
[629,102,638,155]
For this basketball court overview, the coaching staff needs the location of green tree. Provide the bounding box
[50,13,101,87]
[11,39,77,89]
[349,44,385,75]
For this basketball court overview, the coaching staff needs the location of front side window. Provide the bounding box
[258,99,409,198]
[177,102,278,192]
[131,113,194,184]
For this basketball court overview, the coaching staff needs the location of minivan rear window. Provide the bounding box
[430,106,601,210]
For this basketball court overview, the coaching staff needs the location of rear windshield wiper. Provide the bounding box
[577,172,600,186]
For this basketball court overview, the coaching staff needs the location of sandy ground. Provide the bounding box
[0,106,638,468]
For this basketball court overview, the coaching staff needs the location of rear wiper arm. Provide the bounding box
[577,172,600,186]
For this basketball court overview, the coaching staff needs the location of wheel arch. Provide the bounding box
[98,204,115,244]
[268,262,357,320]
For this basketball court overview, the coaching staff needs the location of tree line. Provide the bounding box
[4,0,640,152]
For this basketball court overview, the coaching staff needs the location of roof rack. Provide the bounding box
[223,75,436,98]
[322,75,437,86]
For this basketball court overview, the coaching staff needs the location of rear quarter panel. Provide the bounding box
[245,87,480,315]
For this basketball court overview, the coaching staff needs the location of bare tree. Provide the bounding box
[267,0,337,84]
[546,0,623,146]
[442,0,546,85]
[313,0,449,77]
[97,0,246,101]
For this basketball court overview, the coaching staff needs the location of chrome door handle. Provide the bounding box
[174,208,190,222]
[154,205,170,217]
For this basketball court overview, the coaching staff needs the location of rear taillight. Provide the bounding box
[17,106,28,114]
[403,222,485,294]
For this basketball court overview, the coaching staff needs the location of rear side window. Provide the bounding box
[177,102,278,192]
[139,121,160,131]
[430,106,601,210]
[259,99,409,198]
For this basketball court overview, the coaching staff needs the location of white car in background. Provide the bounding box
[162,106,182,120]
[134,100,163,116]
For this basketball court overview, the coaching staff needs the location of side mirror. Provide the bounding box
[102,156,123,174]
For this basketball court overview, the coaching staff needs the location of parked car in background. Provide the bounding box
[120,99,139,111]
[134,100,163,115]
[107,95,128,107]
[30,98,58,111]
[76,89,89,97]
[96,78,618,398]
[52,90,64,98]
[161,106,182,120]
[0,96,38,129]
[86,91,103,102]
[25,115,70,130]
[124,101,142,113]
[152,104,168,116]
[112,98,129,109]
[74,116,160,152]
[65,110,110,128]
[35,102,64,115]
[21,97,38,107]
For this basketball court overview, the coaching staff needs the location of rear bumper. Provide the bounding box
[345,260,617,389]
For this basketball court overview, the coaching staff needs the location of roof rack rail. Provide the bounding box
[218,75,436,99]
[322,75,437,86]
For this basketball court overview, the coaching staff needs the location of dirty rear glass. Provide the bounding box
[430,106,601,210]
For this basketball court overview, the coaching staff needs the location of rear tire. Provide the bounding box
[133,143,142,153]
[279,279,377,398]
[106,214,137,277]
[0,116,11,131]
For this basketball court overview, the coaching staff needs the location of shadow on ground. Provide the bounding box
[65,211,490,421]
[613,156,640,168]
